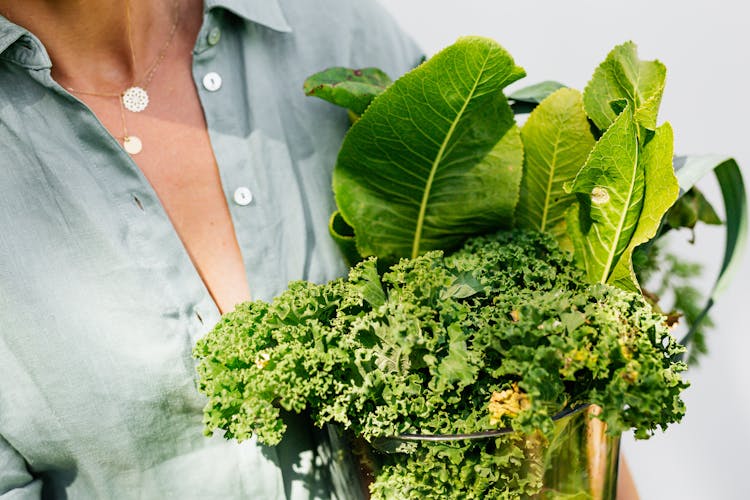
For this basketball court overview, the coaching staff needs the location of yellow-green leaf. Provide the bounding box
[565,105,642,285]
[583,42,666,137]
[608,123,678,292]
[516,88,596,242]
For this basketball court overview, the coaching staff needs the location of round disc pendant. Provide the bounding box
[123,136,143,155]
[122,86,149,113]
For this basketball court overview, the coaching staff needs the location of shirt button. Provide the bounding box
[202,72,222,92]
[207,27,221,46]
[233,187,253,206]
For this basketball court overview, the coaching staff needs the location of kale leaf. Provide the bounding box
[195,230,687,498]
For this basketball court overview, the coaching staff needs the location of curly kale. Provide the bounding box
[195,230,688,498]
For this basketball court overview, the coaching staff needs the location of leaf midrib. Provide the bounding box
[600,145,640,283]
[540,129,564,231]
[411,53,492,258]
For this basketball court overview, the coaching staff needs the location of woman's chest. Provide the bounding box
[78,57,252,314]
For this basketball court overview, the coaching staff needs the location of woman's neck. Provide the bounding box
[0,0,192,92]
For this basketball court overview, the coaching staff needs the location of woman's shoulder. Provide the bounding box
[276,0,423,74]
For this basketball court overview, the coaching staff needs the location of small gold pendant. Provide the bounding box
[124,136,143,155]
[122,86,149,113]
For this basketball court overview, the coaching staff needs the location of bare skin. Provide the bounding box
[0,1,642,497]
[618,456,641,500]
[0,0,250,314]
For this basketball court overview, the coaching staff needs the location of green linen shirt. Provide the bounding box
[0,1,421,498]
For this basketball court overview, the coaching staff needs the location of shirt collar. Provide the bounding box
[0,15,27,56]
[204,0,292,33]
[0,1,292,62]
[0,15,49,68]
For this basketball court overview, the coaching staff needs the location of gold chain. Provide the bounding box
[139,0,181,91]
[67,0,181,98]
[65,0,182,153]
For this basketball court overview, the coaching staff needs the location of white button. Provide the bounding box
[202,72,222,92]
[233,187,253,206]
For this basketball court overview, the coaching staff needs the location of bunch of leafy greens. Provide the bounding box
[307,38,743,363]
[315,38,681,289]
[196,36,745,498]
[195,231,687,498]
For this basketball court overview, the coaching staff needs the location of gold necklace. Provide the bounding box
[67,0,181,155]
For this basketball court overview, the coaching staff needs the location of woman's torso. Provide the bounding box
[0,1,421,498]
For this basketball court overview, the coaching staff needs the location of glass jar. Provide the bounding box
[327,405,620,500]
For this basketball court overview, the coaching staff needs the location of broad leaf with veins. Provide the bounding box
[516,88,596,242]
[608,123,678,292]
[583,42,666,137]
[565,105,643,285]
[303,67,392,116]
[333,37,526,264]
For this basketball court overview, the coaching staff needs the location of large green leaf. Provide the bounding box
[583,42,666,137]
[516,88,596,242]
[672,156,748,349]
[303,67,393,116]
[333,37,526,263]
[608,123,678,292]
[565,105,643,285]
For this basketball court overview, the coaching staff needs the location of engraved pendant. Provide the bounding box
[123,136,143,155]
[122,86,149,113]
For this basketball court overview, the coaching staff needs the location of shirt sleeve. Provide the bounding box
[350,0,425,75]
[0,435,41,499]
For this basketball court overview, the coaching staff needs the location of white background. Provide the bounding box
[377,1,750,498]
